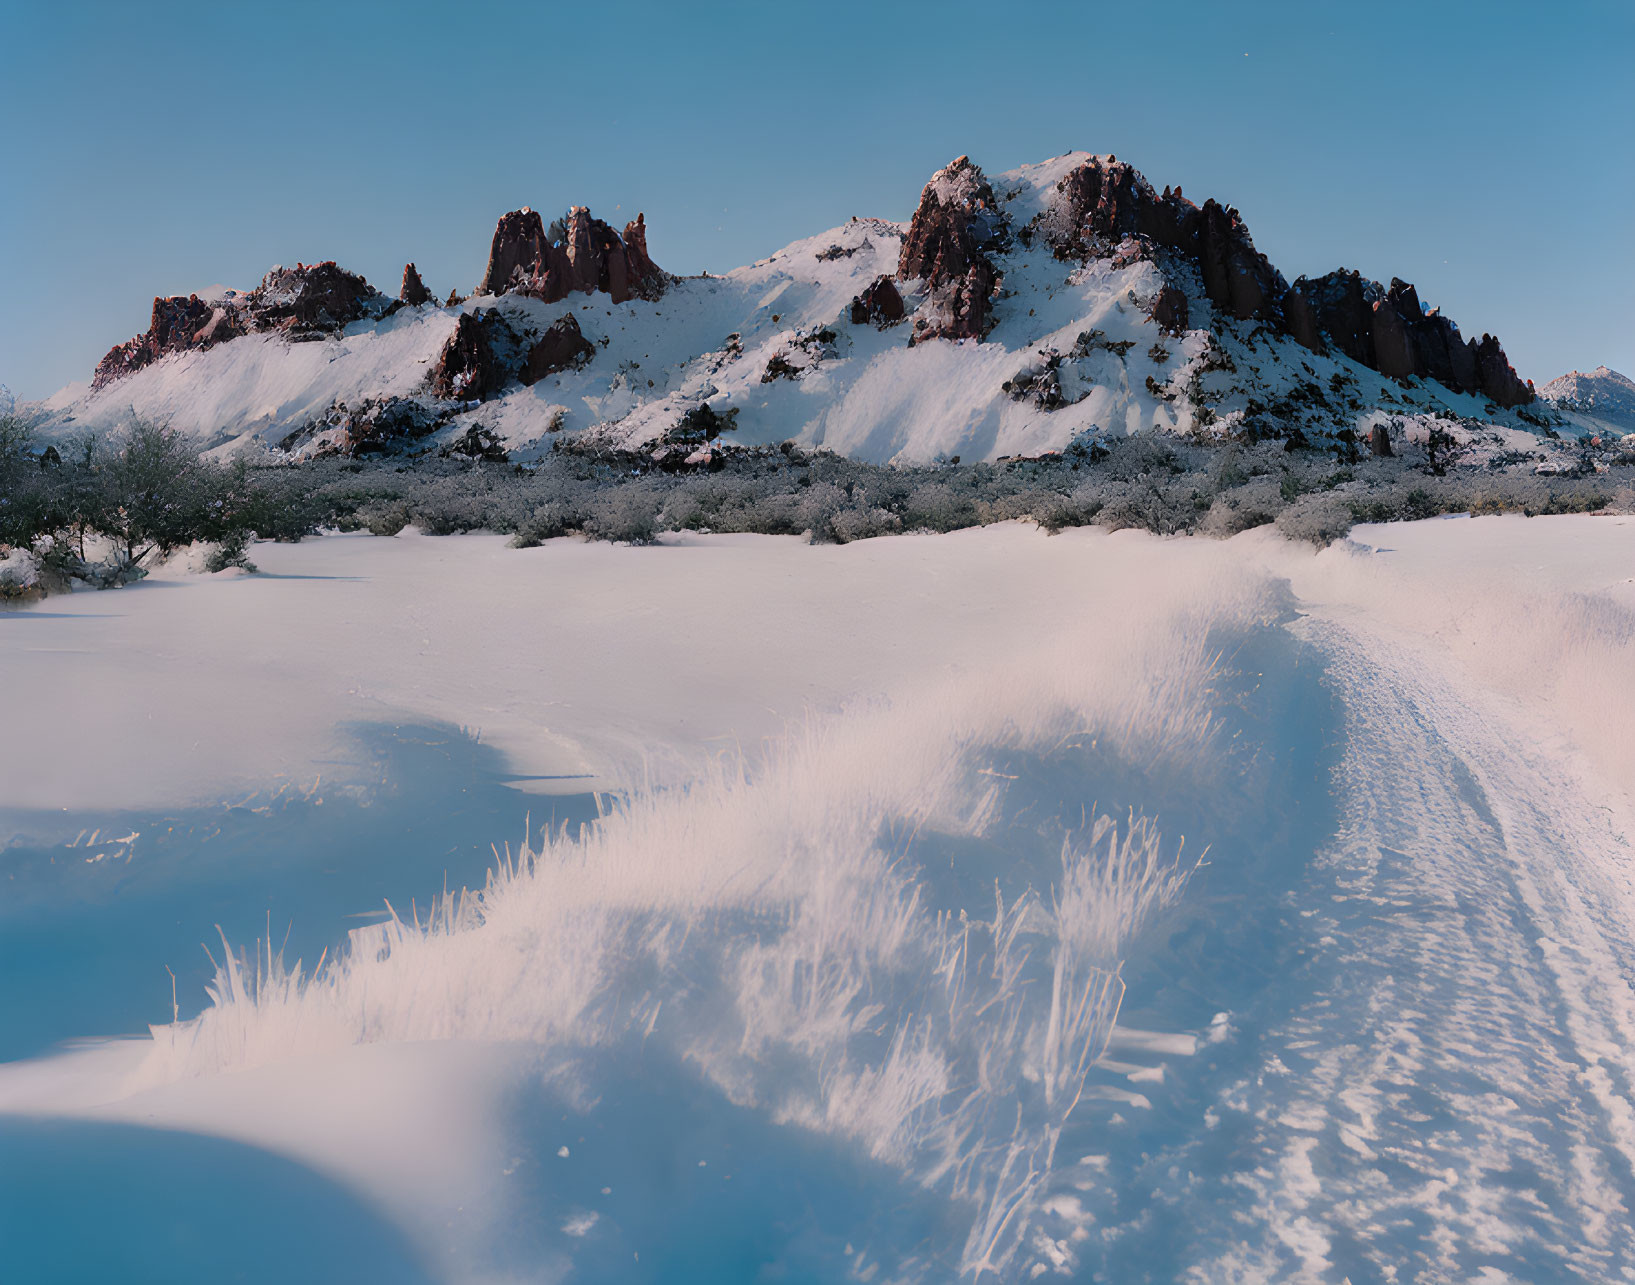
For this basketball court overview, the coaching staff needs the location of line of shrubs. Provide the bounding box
[2,414,1630,600]
[0,417,330,595]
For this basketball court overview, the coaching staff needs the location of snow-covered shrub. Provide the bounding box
[1100,434,1195,482]
[204,529,257,573]
[902,481,981,533]
[12,412,1634,593]
[1275,492,1358,545]
[1098,475,1209,536]
[580,484,662,545]
[1199,475,1283,536]
[828,504,902,543]
[355,501,411,536]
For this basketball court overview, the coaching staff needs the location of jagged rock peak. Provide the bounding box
[93,294,238,389]
[923,155,998,210]
[900,156,1007,343]
[1038,154,1285,325]
[1030,150,1531,406]
[250,262,389,335]
[478,205,665,305]
[400,263,432,306]
[429,307,597,403]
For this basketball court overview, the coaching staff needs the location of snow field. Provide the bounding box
[4,516,1635,1280]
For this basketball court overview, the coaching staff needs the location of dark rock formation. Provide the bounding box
[849,276,905,326]
[622,214,662,290]
[400,263,432,306]
[478,206,665,304]
[337,398,445,455]
[519,313,596,385]
[276,396,450,458]
[1195,199,1284,323]
[1471,334,1533,408]
[442,424,509,462]
[478,209,547,299]
[94,261,398,389]
[244,262,390,337]
[1282,270,1377,366]
[92,294,237,388]
[430,310,523,402]
[1039,158,1286,324]
[900,156,1006,342]
[1149,285,1189,335]
[1369,422,1394,457]
[1037,154,1531,405]
[1369,280,1417,380]
[1284,270,1530,405]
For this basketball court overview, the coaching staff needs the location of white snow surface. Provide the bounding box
[5,516,1635,1281]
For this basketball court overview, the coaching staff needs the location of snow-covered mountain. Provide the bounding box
[1542,366,1635,435]
[39,152,1579,465]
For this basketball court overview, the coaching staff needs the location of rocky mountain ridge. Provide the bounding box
[50,150,1583,468]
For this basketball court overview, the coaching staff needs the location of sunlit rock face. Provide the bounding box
[1037,157,1286,325]
[478,206,666,304]
[399,262,433,307]
[1030,154,1532,406]
[92,263,390,390]
[899,155,1007,343]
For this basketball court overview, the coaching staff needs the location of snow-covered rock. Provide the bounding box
[45,152,1561,466]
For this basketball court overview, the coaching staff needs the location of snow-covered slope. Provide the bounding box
[39,152,1573,466]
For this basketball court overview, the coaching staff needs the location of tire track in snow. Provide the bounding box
[1213,610,1635,1283]
[1088,606,1635,1283]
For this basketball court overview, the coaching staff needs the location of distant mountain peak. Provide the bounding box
[1541,366,1635,432]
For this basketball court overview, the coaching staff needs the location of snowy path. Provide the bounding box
[1090,593,1635,1282]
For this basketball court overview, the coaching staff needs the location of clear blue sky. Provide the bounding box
[2,0,1630,401]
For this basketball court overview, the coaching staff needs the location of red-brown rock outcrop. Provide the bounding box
[1038,158,1286,324]
[899,156,1007,343]
[92,294,236,389]
[1149,285,1189,335]
[243,262,389,337]
[1284,270,1530,405]
[93,263,392,389]
[849,276,906,326]
[519,313,596,385]
[1036,154,1530,405]
[478,206,666,304]
[430,310,521,402]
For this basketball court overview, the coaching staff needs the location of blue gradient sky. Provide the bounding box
[2,0,1630,401]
